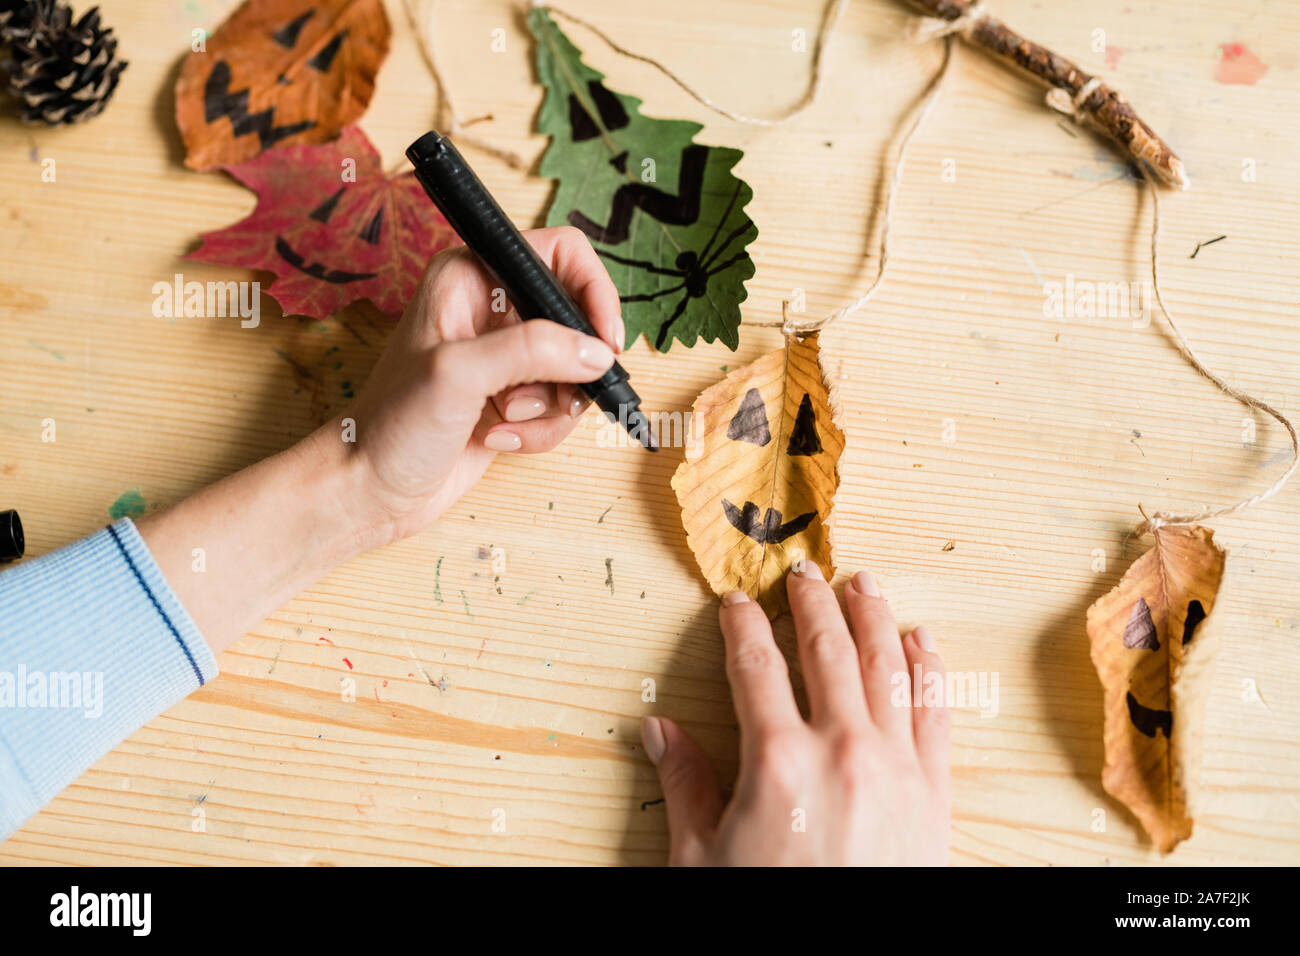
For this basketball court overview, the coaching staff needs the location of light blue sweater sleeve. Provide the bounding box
[0,518,218,839]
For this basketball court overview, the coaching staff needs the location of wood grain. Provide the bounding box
[1,0,1298,865]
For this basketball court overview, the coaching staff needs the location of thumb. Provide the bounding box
[641,716,725,864]
[432,320,615,411]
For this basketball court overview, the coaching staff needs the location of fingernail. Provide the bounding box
[793,559,823,579]
[505,397,546,422]
[484,430,522,452]
[640,716,666,765]
[577,338,615,370]
[721,590,749,606]
[912,626,936,653]
[851,570,881,597]
[569,394,590,418]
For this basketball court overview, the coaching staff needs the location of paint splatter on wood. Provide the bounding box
[1216,42,1268,85]
[109,489,146,520]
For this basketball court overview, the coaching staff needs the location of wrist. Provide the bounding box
[297,421,396,560]
[136,424,391,657]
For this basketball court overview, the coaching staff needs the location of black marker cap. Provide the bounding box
[0,510,23,562]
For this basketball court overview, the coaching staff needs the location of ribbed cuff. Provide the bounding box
[0,518,218,838]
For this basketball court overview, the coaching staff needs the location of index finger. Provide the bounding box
[529,225,627,352]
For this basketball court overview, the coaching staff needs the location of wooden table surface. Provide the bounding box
[2,0,1298,865]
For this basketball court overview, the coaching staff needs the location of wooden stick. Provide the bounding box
[905,0,1189,189]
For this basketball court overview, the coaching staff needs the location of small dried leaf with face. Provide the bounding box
[672,334,843,617]
[1085,525,1226,852]
[175,0,391,170]
[186,126,459,319]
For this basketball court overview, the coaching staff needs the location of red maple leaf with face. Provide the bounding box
[187,125,459,319]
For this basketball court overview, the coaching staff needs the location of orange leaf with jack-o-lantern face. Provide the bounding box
[175,0,390,171]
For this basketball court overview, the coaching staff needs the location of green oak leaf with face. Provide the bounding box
[529,7,757,352]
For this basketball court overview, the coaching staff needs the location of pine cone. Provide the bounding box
[0,0,127,125]
[0,2,31,31]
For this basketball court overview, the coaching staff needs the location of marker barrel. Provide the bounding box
[406,132,636,409]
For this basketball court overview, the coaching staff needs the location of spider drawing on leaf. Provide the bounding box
[597,187,756,350]
[565,141,755,350]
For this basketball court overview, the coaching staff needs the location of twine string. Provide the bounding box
[757,35,956,336]
[534,0,852,127]
[1135,164,1299,533]
[402,0,528,169]
[409,0,1295,531]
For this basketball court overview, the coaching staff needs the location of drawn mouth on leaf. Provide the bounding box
[274,237,376,283]
[272,184,384,284]
[200,9,354,150]
[205,60,317,151]
[721,499,816,544]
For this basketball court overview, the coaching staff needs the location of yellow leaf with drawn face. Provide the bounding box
[672,334,843,617]
[1085,525,1226,853]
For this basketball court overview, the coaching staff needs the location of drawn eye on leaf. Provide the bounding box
[186,126,459,320]
[175,0,391,171]
[529,8,757,353]
[672,334,844,618]
[1085,525,1226,853]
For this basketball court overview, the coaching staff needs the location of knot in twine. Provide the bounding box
[1134,504,1168,539]
[1045,76,1102,124]
[908,1,988,42]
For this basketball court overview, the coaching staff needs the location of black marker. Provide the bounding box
[406,131,657,451]
[0,510,23,563]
